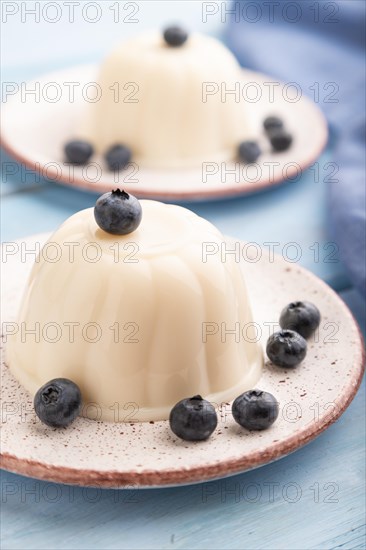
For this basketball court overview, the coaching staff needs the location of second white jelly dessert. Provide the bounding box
[78,30,251,168]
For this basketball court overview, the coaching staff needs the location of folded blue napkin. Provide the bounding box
[225,0,365,296]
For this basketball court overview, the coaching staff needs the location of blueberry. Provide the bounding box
[238,141,261,163]
[169,395,217,441]
[105,144,132,171]
[34,378,82,428]
[232,390,279,430]
[280,301,321,339]
[163,26,188,47]
[94,189,142,235]
[266,330,307,368]
[263,116,284,133]
[64,140,94,165]
[269,130,293,152]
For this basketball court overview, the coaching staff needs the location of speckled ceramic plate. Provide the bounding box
[0,66,328,201]
[0,235,363,487]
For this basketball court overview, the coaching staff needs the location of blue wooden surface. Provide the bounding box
[1,14,365,550]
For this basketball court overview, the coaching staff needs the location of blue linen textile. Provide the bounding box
[225,0,366,296]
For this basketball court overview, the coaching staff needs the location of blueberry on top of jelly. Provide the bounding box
[94,189,142,235]
[163,26,189,47]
